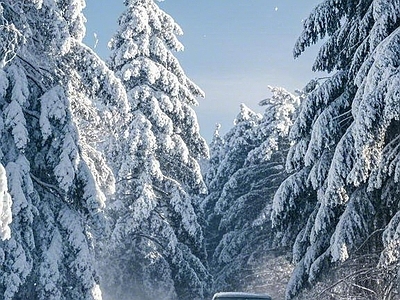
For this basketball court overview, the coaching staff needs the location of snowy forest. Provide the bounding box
[0,0,400,299]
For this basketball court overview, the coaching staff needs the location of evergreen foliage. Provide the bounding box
[101,0,211,299]
[204,87,299,296]
[272,1,400,298]
[0,1,128,299]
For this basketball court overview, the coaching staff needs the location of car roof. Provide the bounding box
[212,292,272,299]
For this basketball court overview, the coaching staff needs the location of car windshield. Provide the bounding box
[212,292,272,300]
[214,298,268,300]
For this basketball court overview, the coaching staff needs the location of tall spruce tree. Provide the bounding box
[204,87,299,296]
[203,104,263,276]
[103,0,211,299]
[272,1,400,298]
[0,1,128,299]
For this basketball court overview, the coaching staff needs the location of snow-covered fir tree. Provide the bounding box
[204,87,299,298]
[272,1,400,298]
[203,104,263,278]
[0,1,128,299]
[102,0,211,299]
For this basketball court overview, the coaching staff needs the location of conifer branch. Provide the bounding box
[133,233,165,250]
[30,172,65,200]
[354,228,386,254]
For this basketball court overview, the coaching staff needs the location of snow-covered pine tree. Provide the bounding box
[203,104,263,279]
[204,124,224,186]
[205,87,299,296]
[0,1,128,299]
[104,0,211,299]
[272,1,400,298]
[202,124,225,260]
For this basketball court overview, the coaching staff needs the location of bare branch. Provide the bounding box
[355,227,385,254]
[352,283,377,296]
[30,172,65,199]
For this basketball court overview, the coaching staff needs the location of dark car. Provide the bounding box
[212,292,272,300]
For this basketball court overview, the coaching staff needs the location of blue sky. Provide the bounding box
[84,0,322,141]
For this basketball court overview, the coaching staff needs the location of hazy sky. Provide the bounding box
[84,0,322,141]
